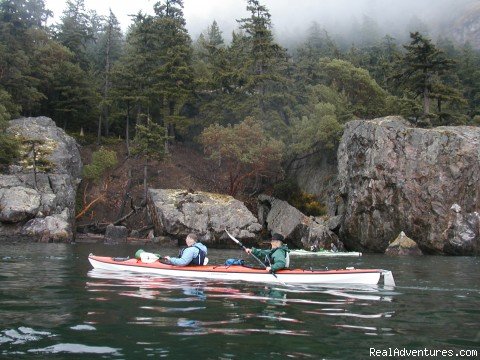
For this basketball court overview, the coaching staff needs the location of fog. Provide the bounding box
[184,0,476,47]
[44,0,477,48]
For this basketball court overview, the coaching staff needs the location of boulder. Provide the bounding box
[257,194,342,250]
[0,186,41,222]
[104,224,128,245]
[336,116,480,255]
[147,189,261,244]
[22,210,71,242]
[0,117,82,242]
[385,231,423,255]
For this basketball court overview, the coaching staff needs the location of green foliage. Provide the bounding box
[290,102,343,157]
[55,0,92,69]
[318,58,388,118]
[392,32,464,123]
[0,104,20,170]
[17,138,55,173]
[200,116,284,195]
[292,192,327,217]
[1,0,479,166]
[132,121,168,160]
[0,88,20,121]
[471,115,480,126]
[273,179,326,216]
[83,147,118,181]
[0,133,20,170]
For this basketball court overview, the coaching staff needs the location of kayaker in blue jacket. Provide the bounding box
[165,233,208,266]
[245,233,290,273]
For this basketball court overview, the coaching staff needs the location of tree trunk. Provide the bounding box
[97,115,102,144]
[103,18,112,137]
[117,168,132,219]
[126,104,130,157]
[423,87,430,115]
[143,161,148,203]
[164,124,170,154]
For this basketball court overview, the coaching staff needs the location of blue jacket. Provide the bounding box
[168,243,208,266]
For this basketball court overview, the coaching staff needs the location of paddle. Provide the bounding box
[225,229,287,286]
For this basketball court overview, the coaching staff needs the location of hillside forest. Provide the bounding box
[1,0,480,219]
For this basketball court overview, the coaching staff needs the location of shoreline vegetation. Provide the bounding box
[1,0,479,254]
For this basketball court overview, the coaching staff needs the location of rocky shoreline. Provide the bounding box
[1,116,479,255]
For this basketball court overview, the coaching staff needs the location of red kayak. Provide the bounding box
[88,254,395,286]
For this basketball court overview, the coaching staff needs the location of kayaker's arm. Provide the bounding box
[245,247,272,271]
[165,247,197,266]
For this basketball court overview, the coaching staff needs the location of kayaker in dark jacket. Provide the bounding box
[245,233,290,273]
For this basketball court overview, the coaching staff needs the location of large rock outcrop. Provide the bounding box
[0,117,82,241]
[147,189,261,245]
[336,116,480,255]
[257,194,343,251]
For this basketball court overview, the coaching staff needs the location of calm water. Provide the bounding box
[0,242,479,360]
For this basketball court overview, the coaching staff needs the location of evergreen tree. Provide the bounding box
[395,32,458,118]
[294,23,340,88]
[92,10,124,139]
[318,58,388,118]
[236,0,294,134]
[132,119,169,201]
[55,0,91,70]
[0,0,52,116]
[151,0,194,144]
[193,20,225,92]
[0,89,20,170]
[457,43,480,121]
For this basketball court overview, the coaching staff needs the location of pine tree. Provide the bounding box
[55,0,92,70]
[236,0,293,134]
[457,43,480,121]
[92,10,124,139]
[396,32,458,117]
[151,0,194,145]
[0,0,52,116]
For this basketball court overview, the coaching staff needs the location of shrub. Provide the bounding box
[0,133,20,170]
[273,178,326,216]
[83,147,118,182]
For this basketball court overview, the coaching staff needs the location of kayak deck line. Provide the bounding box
[290,250,363,257]
[88,254,394,286]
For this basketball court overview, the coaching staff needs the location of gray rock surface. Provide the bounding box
[336,116,480,255]
[147,189,261,244]
[0,117,82,241]
[257,194,343,250]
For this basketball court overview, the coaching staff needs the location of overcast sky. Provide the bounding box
[43,0,472,43]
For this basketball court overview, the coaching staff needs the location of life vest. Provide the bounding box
[179,243,207,266]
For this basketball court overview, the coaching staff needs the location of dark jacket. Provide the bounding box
[251,245,290,272]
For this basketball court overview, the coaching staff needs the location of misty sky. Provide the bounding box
[44,0,473,45]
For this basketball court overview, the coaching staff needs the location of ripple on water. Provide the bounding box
[28,343,121,355]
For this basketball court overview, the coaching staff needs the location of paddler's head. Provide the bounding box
[270,233,284,249]
[186,233,198,247]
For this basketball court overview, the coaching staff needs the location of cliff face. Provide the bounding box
[336,116,480,255]
[0,117,82,241]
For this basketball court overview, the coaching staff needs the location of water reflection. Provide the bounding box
[85,268,398,339]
